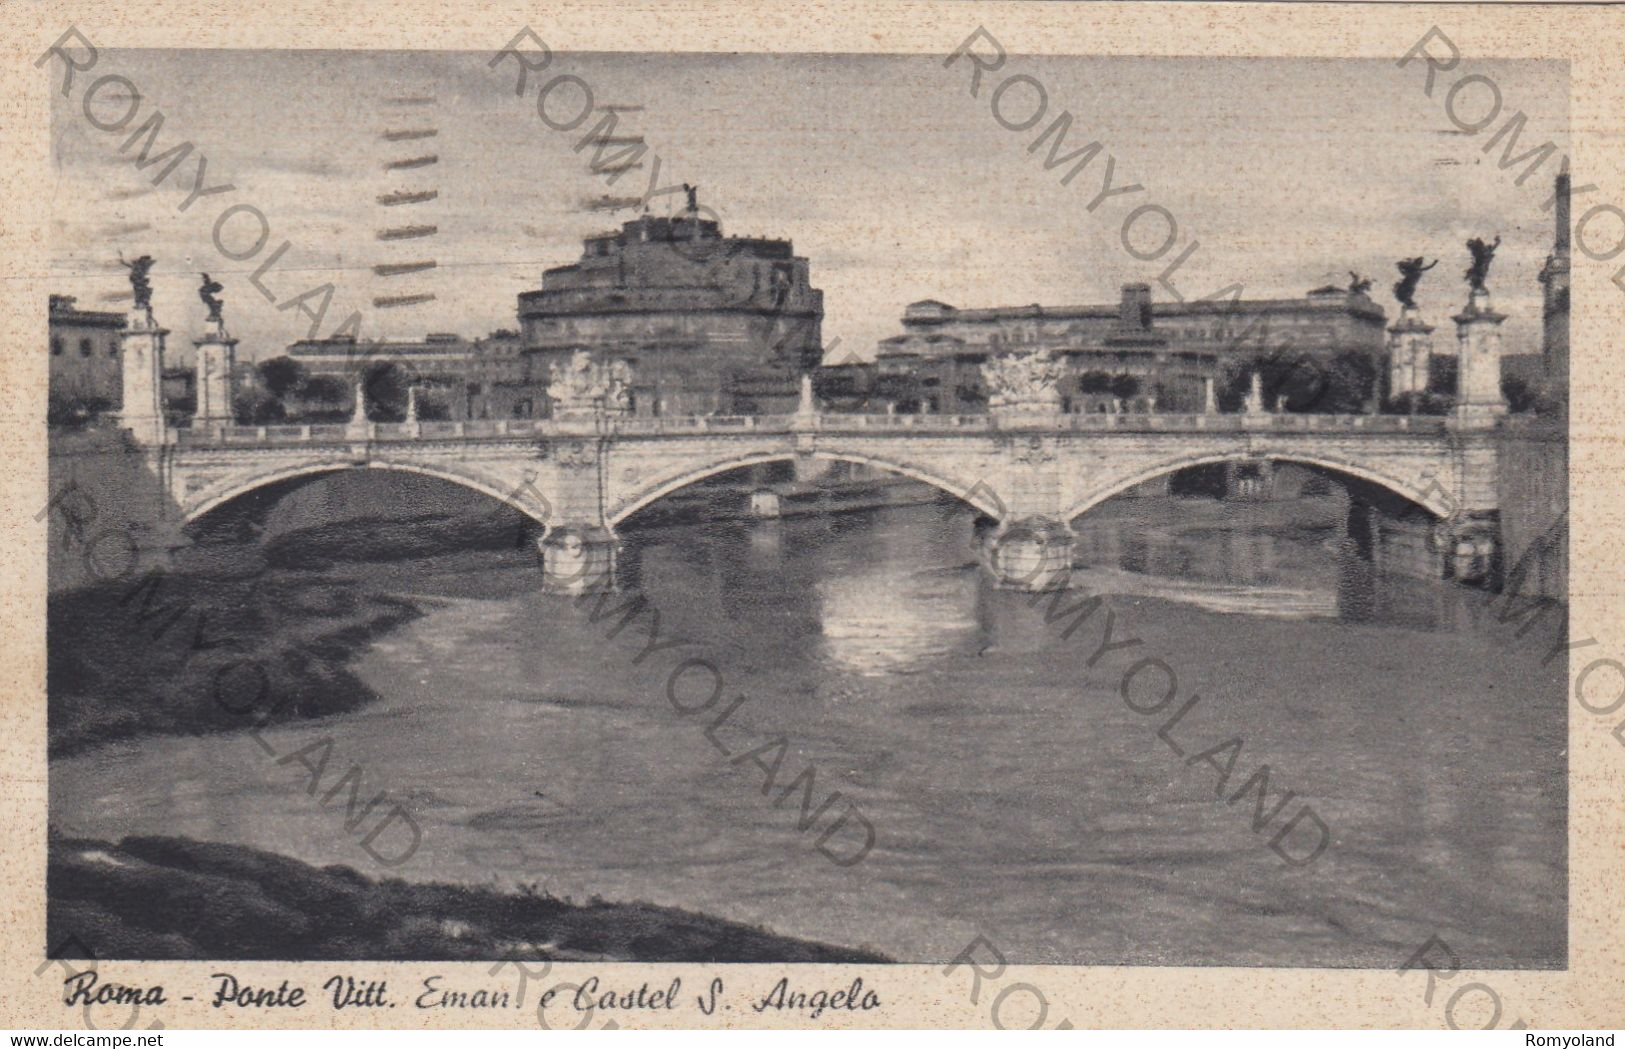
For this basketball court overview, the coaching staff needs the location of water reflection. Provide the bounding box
[50,477,1565,967]
[685,490,1489,676]
[1069,497,1466,630]
[817,563,980,675]
[662,490,1517,677]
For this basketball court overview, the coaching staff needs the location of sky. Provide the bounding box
[51,50,1569,363]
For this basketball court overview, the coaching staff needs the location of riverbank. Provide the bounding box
[48,835,887,961]
[47,568,423,758]
[48,494,563,758]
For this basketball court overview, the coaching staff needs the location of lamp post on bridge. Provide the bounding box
[347,375,369,437]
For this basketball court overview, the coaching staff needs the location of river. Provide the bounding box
[49,476,1566,967]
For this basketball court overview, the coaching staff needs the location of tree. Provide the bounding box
[287,374,350,422]
[1076,371,1112,395]
[362,361,409,422]
[48,392,113,429]
[1388,390,1454,416]
[416,392,452,421]
[1215,350,1389,414]
[301,374,349,408]
[1218,354,1303,411]
[1502,374,1540,413]
[1107,374,1141,401]
[257,356,309,399]
[1319,350,1379,414]
[1269,351,1330,412]
[233,387,285,424]
[1427,355,1458,398]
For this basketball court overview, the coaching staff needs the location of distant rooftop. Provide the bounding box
[49,295,126,328]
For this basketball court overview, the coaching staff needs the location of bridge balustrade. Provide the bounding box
[169,409,1456,447]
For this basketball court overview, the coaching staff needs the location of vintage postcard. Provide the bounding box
[1,0,1621,1033]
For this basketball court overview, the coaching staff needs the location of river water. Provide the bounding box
[50,479,1566,967]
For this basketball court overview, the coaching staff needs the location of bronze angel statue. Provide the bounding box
[119,253,155,311]
[199,273,225,325]
[1465,235,1501,292]
[1347,272,1374,296]
[1393,256,1437,309]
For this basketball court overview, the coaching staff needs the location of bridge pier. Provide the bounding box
[983,517,1075,591]
[538,523,619,593]
[748,488,784,519]
[1440,512,1502,588]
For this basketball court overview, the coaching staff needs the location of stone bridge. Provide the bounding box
[154,409,1501,591]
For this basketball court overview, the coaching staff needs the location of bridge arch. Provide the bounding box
[1062,452,1456,524]
[607,450,1005,527]
[183,460,556,528]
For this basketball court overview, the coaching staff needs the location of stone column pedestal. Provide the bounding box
[119,309,168,446]
[538,524,619,593]
[984,517,1074,591]
[192,326,238,427]
[1387,307,1435,400]
[1453,289,1508,422]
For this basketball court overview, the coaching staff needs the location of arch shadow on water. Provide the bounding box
[1063,457,1453,629]
[182,467,548,580]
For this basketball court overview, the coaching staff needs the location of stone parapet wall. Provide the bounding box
[45,426,180,594]
[1497,419,1567,600]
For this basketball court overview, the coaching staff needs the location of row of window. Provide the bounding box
[976,323,1350,347]
[51,336,118,358]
